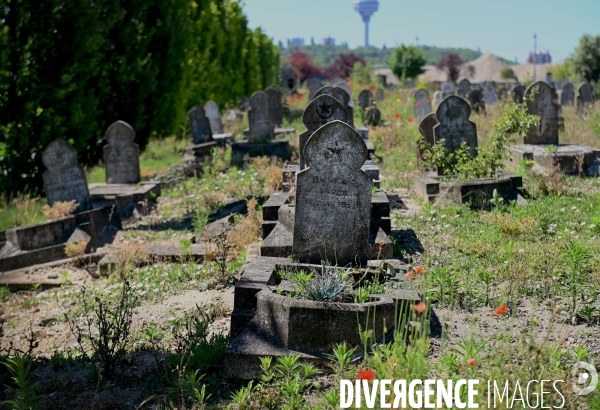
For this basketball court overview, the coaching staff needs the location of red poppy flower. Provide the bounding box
[358,369,376,381]
[407,118,414,122]
[395,114,401,119]
[426,99,431,103]
[379,240,385,250]
[495,305,508,316]
[467,358,477,367]
[415,266,424,275]
[405,271,414,279]
[414,302,427,313]
[345,77,351,82]
[415,102,421,107]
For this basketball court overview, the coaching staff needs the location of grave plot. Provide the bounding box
[184,102,235,161]
[505,81,600,176]
[224,121,420,379]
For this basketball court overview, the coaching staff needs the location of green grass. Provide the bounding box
[0,195,48,231]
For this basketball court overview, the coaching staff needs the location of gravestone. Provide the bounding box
[204,101,224,134]
[546,72,554,87]
[510,85,525,104]
[358,90,374,111]
[525,81,560,145]
[467,90,486,114]
[365,107,382,126]
[42,140,91,213]
[188,106,213,144]
[441,82,455,98]
[497,87,508,103]
[457,79,471,98]
[334,85,355,127]
[299,95,350,169]
[561,82,575,106]
[335,83,353,100]
[577,83,595,111]
[265,86,284,126]
[409,89,417,99]
[375,88,384,102]
[247,91,274,141]
[413,89,432,123]
[417,112,439,170]
[433,90,444,106]
[104,121,140,184]
[482,83,497,106]
[294,121,372,265]
[434,96,478,170]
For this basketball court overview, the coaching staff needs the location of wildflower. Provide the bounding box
[415,266,424,275]
[395,114,401,119]
[365,107,370,111]
[405,271,414,279]
[415,101,420,107]
[426,99,431,103]
[407,118,414,122]
[373,101,377,105]
[495,304,508,316]
[414,302,427,313]
[358,369,376,381]
[345,77,351,82]
[467,358,477,367]
[379,240,385,250]
[396,98,401,102]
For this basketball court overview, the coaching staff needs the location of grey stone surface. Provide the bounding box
[375,88,384,102]
[441,82,455,98]
[482,82,497,106]
[434,95,478,165]
[433,90,444,106]
[335,83,353,102]
[525,81,560,145]
[264,86,284,126]
[230,141,288,167]
[510,85,525,104]
[413,89,432,123]
[505,144,600,176]
[247,91,274,140]
[577,83,595,111]
[417,113,438,170]
[358,89,373,110]
[42,140,91,213]
[188,105,213,144]
[467,89,485,114]
[457,79,471,98]
[294,121,371,265]
[104,121,140,184]
[334,85,355,128]
[204,101,224,134]
[560,82,574,106]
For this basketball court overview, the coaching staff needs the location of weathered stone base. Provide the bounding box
[243,127,296,138]
[183,141,219,161]
[505,144,600,176]
[223,256,421,380]
[231,141,289,167]
[414,173,525,207]
[89,182,161,218]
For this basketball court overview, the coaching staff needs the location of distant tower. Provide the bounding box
[354,0,379,47]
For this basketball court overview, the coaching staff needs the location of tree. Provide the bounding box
[285,49,325,82]
[327,53,366,81]
[548,59,575,81]
[389,45,426,82]
[436,53,467,82]
[573,35,600,83]
[500,67,515,80]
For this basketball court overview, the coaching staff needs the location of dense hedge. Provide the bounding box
[0,0,279,196]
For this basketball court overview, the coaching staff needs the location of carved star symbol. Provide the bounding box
[326,142,344,159]
[318,101,332,116]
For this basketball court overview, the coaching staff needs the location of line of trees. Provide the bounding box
[0,0,279,197]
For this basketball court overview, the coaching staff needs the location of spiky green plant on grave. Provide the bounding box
[298,261,353,302]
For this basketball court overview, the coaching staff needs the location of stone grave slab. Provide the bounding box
[482,83,497,106]
[505,144,600,176]
[204,101,224,134]
[525,81,560,145]
[577,83,595,111]
[433,90,444,106]
[358,89,373,110]
[413,89,432,123]
[247,91,274,141]
[265,86,284,126]
[560,82,575,106]
[188,105,213,144]
[510,85,525,104]
[467,89,485,114]
[365,107,382,126]
[417,112,438,170]
[441,82,455,98]
[457,79,471,98]
[230,141,289,168]
[104,121,141,184]
[375,88,384,102]
[434,95,478,170]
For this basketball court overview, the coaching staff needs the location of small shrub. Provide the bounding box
[481,213,539,236]
[42,200,78,219]
[228,198,262,255]
[3,353,42,410]
[64,241,88,258]
[298,262,353,302]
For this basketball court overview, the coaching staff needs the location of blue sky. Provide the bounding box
[244,0,600,62]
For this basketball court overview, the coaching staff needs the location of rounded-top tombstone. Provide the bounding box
[457,79,471,98]
[365,107,382,126]
[312,86,346,105]
[525,81,560,145]
[417,112,439,170]
[264,85,284,126]
[247,91,274,140]
[375,88,384,102]
[482,83,497,106]
[577,83,595,111]
[42,140,90,213]
[467,89,485,114]
[335,83,353,101]
[204,101,224,134]
[188,105,213,145]
[560,82,575,107]
[510,85,525,104]
[104,121,141,184]
[441,82,455,98]
[413,89,432,123]
[358,89,374,110]
[434,95,478,161]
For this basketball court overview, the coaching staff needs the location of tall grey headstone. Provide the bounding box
[441,82,455,98]
[294,121,371,265]
[457,79,471,98]
[560,82,575,106]
[265,86,284,126]
[525,81,560,145]
[42,140,91,213]
[299,95,350,169]
[482,83,497,106]
[247,91,274,141]
[434,96,478,174]
[467,90,485,114]
[577,83,595,111]
[204,101,224,134]
[358,90,374,111]
[413,89,432,123]
[375,88,384,102]
[188,105,213,144]
[417,113,438,170]
[510,85,525,104]
[104,121,140,184]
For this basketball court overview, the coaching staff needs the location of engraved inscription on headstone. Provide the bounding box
[265,86,284,126]
[42,140,91,213]
[247,91,275,141]
[294,121,372,265]
[188,105,213,144]
[104,121,141,184]
[467,90,486,114]
[560,82,574,106]
[525,81,560,145]
[413,89,432,123]
[204,101,224,134]
[358,90,374,111]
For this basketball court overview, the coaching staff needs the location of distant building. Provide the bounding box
[320,37,336,46]
[527,51,551,64]
[288,38,305,47]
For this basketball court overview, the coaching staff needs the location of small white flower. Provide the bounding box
[571,206,577,210]
[518,248,524,253]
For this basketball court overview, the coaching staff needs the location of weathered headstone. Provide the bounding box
[204,101,224,134]
[434,96,478,169]
[294,121,371,265]
[247,91,274,141]
[358,90,374,111]
[188,106,213,144]
[365,107,382,126]
[497,87,508,103]
[510,85,525,104]
[433,90,444,106]
[299,95,350,169]
[441,82,455,98]
[334,85,355,127]
[467,90,486,114]
[457,79,471,98]
[413,89,433,123]
[265,86,284,126]
[524,81,560,145]
[577,83,595,111]
[417,112,439,170]
[375,88,384,102]
[104,121,140,184]
[42,140,91,213]
[546,72,554,87]
[482,83,497,106]
[560,82,575,106]
[335,83,353,100]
